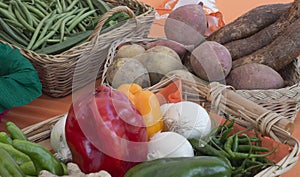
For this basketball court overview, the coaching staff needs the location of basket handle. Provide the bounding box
[87,6,136,41]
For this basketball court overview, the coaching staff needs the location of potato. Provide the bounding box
[145,39,188,59]
[190,41,232,82]
[162,69,208,85]
[106,58,151,88]
[164,4,207,46]
[146,46,181,62]
[116,44,145,58]
[226,63,285,90]
[134,53,185,85]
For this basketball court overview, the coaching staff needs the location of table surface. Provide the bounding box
[0,0,299,176]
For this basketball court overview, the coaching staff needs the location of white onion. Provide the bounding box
[50,114,72,161]
[163,101,212,139]
[147,131,194,160]
[160,103,174,115]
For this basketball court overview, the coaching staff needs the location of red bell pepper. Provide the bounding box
[65,86,148,177]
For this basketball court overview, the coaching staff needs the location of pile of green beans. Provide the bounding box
[189,117,277,177]
[0,0,131,54]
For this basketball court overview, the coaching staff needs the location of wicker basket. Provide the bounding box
[22,76,300,177]
[102,37,300,123]
[0,0,155,98]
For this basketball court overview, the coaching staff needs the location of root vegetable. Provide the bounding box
[232,17,300,71]
[224,0,300,60]
[116,44,145,58]
[145,39,188,59]
[190,41,232,82]
[146,46,181,62]
[106,58,151,88]
[207,3,291,44]
[164,4,207,46]
[226,63,285,90]
[134,52,185,85]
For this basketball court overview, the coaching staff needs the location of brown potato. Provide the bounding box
[106,58,150,88]
[146,46,181,62]
[134,52,185,85]
[116,44,145,58]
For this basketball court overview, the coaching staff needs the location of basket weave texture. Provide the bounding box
[0,0,155,98]
[102,37,300,123]
[22,76,300,177]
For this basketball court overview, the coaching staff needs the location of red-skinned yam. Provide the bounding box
[226,63,285,90]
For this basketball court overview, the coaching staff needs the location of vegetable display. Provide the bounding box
[0,121,65,177]
[65,86,148,177]
[0,0,130,54]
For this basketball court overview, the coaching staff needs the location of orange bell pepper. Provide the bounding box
[118,84,164,139]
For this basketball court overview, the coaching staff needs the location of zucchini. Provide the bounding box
[125,156,232,177]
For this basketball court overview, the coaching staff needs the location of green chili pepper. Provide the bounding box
[0,132,13,144]
[0,147,25,177]
[12,139,64,176]
[6,122,28,141]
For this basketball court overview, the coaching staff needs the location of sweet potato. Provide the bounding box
[224,0,300,60]
[164,4,207,46]
[226,63,284,90]
[207,3,291,44]
[232,17,300,71]
[145,39,188,59]
[106,58,150,88]
[190,41,232,82]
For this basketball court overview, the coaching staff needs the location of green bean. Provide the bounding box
[0,18,28,46]
[60,15,76,42]
[86,0,97,17]
[13,7,35,32]
[56,0,63,14]
[3,18,24,29]
[10,25,30,42]
[36,12,57,42]
[61,0,67,12]
[0,1,8,9]
[65,0,80,12]
[31,20,61,50]
[25,3,46,19]
[67,10,96,32]
[0,8,16,21]
[66,7,89,26]
[78,23,86,32]
[16,0,33,26]
[27,13,51,50]
[34,3,49,16]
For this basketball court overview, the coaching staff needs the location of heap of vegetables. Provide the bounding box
[0,121,66,177]
[0,0,131,54]
[52,81,279,177]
